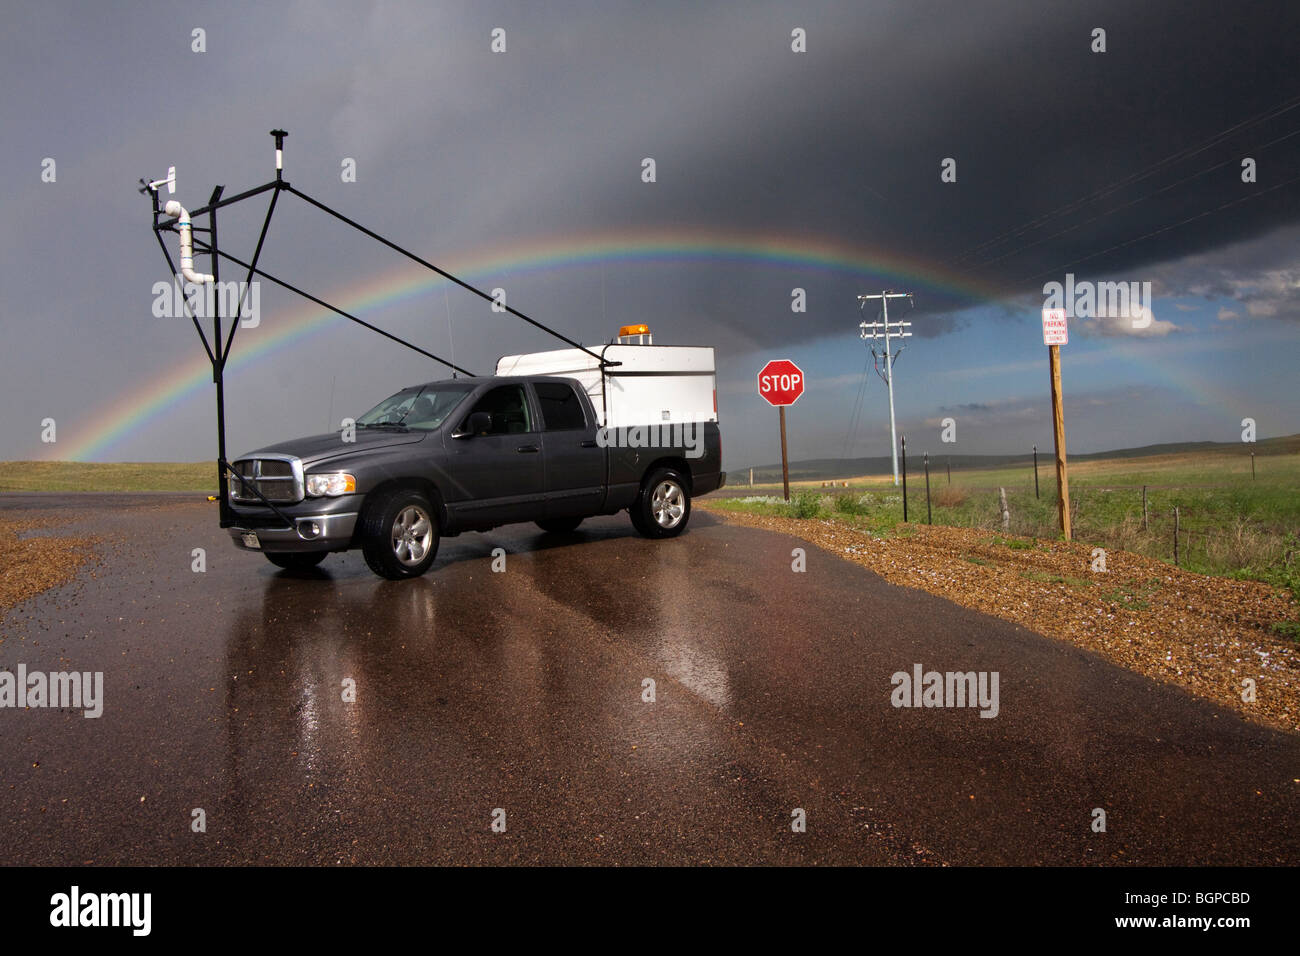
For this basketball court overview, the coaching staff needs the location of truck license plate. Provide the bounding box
[241,532,261,549]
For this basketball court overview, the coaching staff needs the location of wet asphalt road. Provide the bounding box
[1,492,1297,865]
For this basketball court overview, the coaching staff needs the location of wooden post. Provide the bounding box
[924,452,932,524]
[1251,452,1256,480]
[749,467,753,487]
[1048,344,1071,540]
[1142,485,1148,531]
[1173,506,1180,565]
[779,406,790,502]
[999,487,1010,531]
[947,457,951,485]
[1033,444,1039,498]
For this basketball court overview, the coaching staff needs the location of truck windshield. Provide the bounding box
[356,383,474,431]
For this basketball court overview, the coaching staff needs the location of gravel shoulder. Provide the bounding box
[0,515,95,615]
[698,502,1300,733]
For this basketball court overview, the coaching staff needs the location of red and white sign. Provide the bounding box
[757,359,805,406]
[1042,308,1068,346]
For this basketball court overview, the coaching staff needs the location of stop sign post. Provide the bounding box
[758,359,805,501]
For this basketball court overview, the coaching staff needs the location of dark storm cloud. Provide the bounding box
[343,0,1300,350]
[615,0,1300,340]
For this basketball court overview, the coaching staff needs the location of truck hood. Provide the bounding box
[237,429,428,465]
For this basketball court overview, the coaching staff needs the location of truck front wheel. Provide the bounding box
[359,488,440,579]
[631,467,691,538]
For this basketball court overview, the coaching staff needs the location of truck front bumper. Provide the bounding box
[227,510,359,553]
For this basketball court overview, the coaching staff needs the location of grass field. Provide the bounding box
[714,446,1300,613]
[0,461,215,493]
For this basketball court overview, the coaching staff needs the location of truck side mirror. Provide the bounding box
[453,411,493,438]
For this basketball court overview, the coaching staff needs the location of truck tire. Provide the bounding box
[630,467,691,539]
[536,517,583,533]
[265,551,328,571]
[359,487,440,579]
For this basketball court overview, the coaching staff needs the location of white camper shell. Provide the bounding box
[496,344,717,428]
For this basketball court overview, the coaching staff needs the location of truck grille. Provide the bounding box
[230,457,303,504]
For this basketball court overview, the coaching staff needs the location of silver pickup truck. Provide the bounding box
[225,373,725,579]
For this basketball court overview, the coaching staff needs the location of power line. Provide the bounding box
[971,124,1300,271]
[1019,171,1300,284]
[949,91,1300,266]
[840,346,873,462]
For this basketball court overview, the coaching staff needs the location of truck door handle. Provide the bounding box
[579,439,598,448]
[516,444,540,453]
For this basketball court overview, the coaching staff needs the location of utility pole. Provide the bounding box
[1041,309,1071,541]
[858,291,913,486]
[1048,343,1071,540]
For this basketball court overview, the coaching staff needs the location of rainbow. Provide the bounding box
[49,227,1003,462]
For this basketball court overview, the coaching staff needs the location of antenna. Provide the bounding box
[138,166,176,195]
[857,290,914,486]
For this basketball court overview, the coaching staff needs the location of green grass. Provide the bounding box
[790,489,823,519]
[1020,570,1092,588]
[714,490,906,537]
[715,448,1300,600]
[1100,580,1162,611]
[988,535,1035,550]
[0,461,216,492]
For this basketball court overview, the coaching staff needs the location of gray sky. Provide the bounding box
[3,0,1298,469]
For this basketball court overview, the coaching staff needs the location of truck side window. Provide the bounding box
[534,382,587,431]
[463,385,532,435]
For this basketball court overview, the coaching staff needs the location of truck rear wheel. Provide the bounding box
[265,551,328,571]
[631,467,691,539]
[359,488,439,579]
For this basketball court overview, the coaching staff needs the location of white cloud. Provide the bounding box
[1149,223,1300,323]
[1082,306,1179,338]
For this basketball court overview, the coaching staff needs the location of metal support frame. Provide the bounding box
[142,130,613,530]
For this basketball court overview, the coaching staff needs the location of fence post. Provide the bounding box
[1173,506,1180,565]
[947,457,951,485]
[1142,485,1148,531]
[1033,444,1039,499]
[901,434,908,522]
[999,487,1010,531]
[1251,452,1256,480]
[925,452,932,524]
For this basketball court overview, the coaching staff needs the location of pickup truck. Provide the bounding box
[225,359,725,579]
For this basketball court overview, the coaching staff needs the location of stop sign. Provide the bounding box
[757,359,805,406]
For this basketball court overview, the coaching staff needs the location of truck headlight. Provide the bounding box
[305,472,356,497]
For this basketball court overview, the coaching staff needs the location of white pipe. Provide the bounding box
[163,200,214,284]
